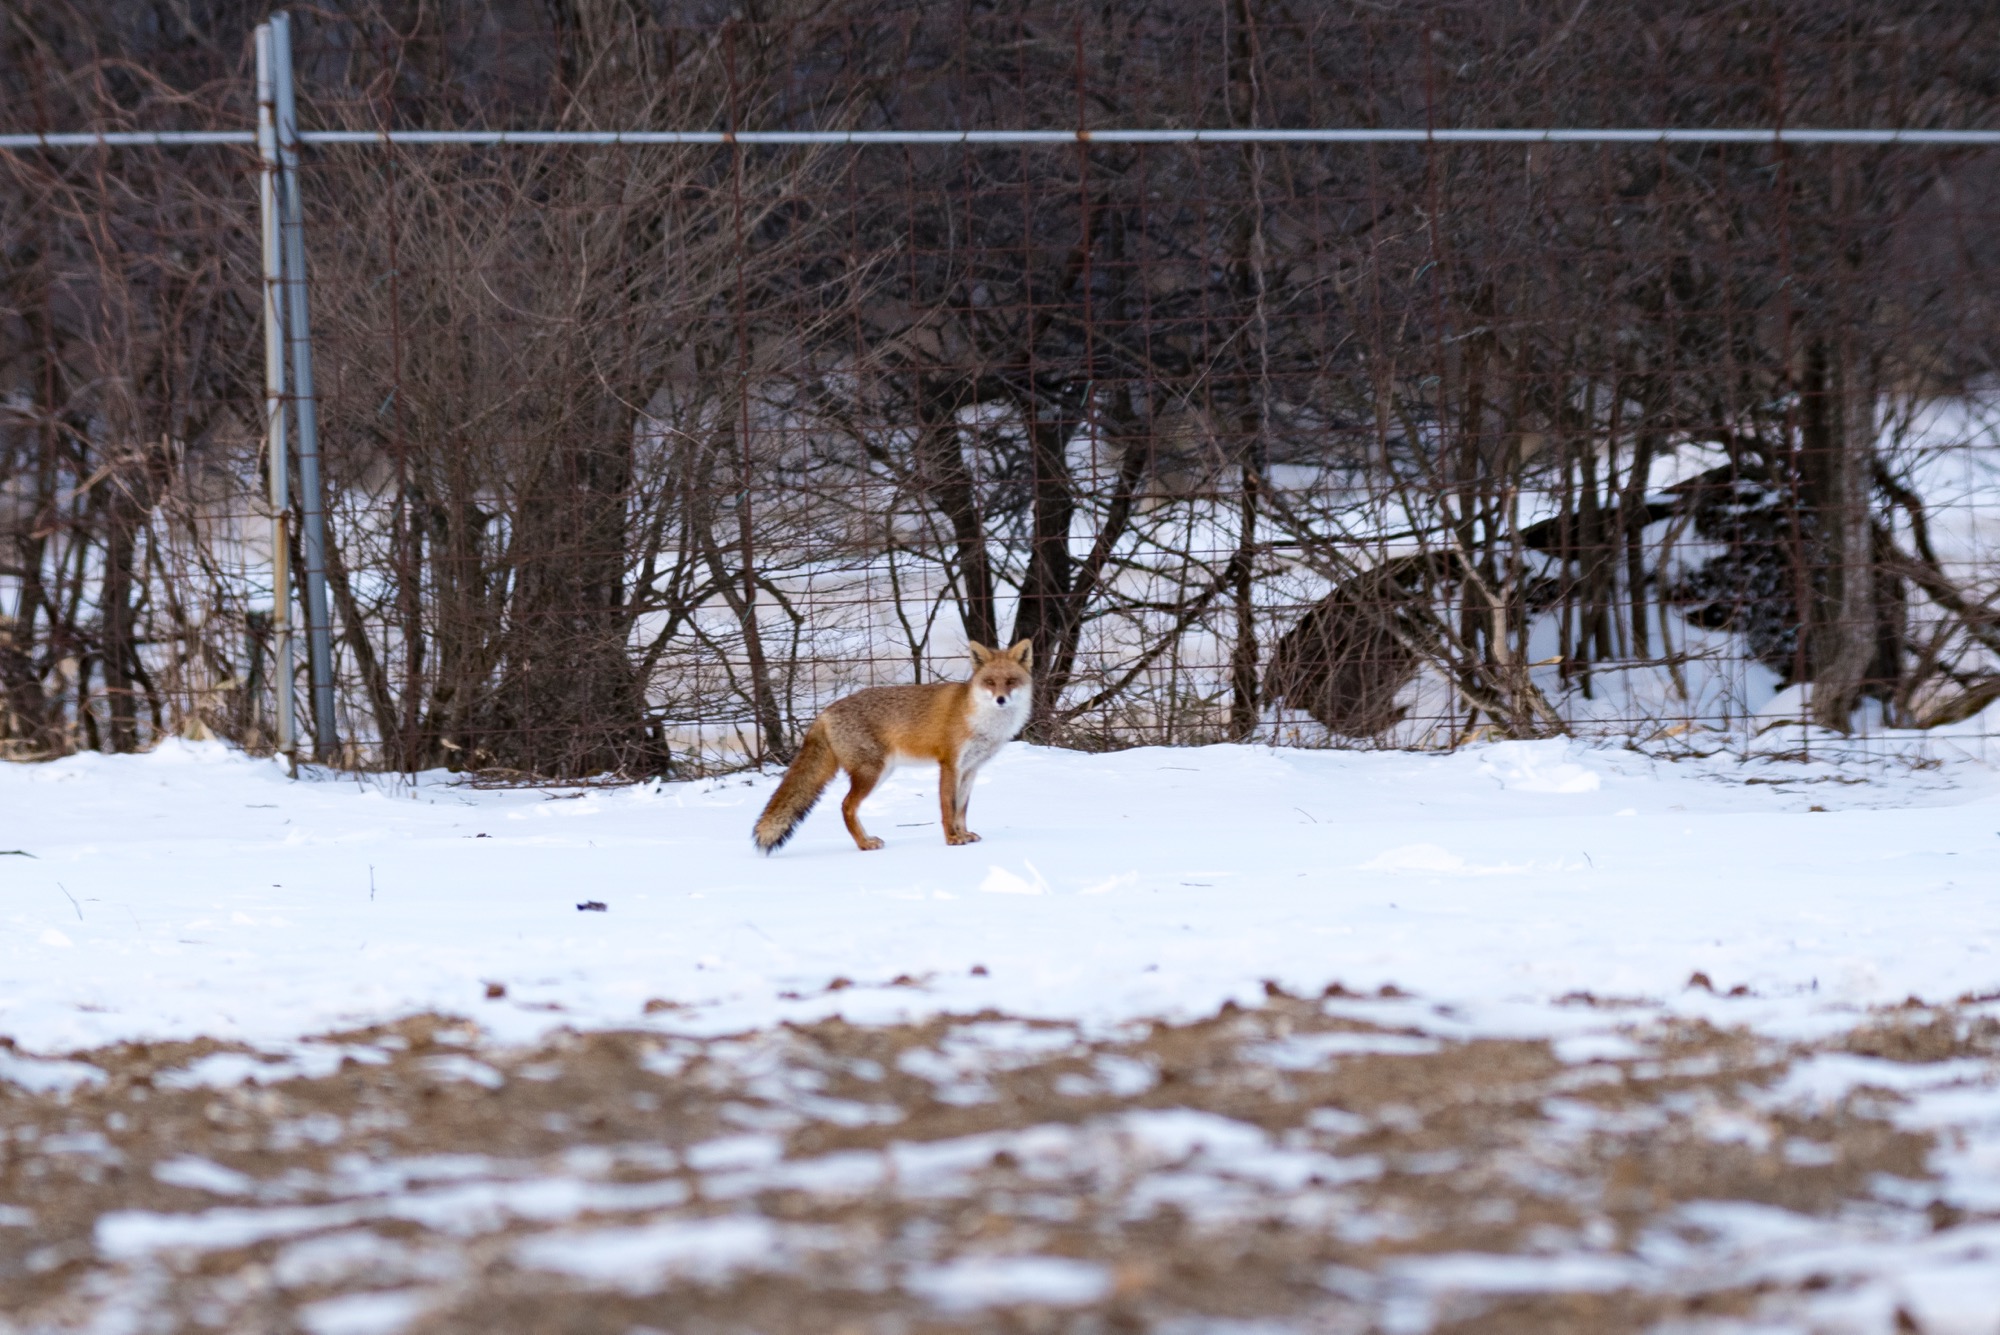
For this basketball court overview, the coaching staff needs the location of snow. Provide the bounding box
[296,1290,431,1335]
[0,1046,104,1093]
[8,729,2000,1326]
[153,1156,259,1196]
[2,733,1998,1056]
[513,1215,784,1290]
[98,1173,698,1259]
[1383,1251,1650,1295]
[1628,1208,2000,1335]
[907,1255,1114,1310]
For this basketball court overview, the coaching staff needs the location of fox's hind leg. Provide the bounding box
[839,758,887,851]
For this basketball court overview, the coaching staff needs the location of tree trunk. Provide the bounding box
[1,314,63,755]
[1047,389,1149,704]
[1010,393,1079,737]
[320,531,401,764]
[1574,420,1611,692]
[1622,385,1660,660]
[1227,466,1261,739]
[97,488,141,753]
[914,379,998,650]
[1801,336,1879,731]
[486,407,658,776]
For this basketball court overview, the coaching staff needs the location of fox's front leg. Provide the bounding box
[938,760,980,845]
[954,766,979,844]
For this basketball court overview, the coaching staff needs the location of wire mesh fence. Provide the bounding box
[5,2,2000,778]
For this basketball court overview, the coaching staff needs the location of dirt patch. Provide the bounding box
[0,995,1992,1334]
[1843,1008,2000,1063]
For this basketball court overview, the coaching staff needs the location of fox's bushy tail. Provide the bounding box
[752,721,839,854]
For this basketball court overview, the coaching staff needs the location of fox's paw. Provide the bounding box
[946,831,982,846]
[855,836,885,851]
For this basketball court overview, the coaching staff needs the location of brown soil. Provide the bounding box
[1,993,1993,1334]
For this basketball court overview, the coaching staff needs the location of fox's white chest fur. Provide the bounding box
[958,690,1030,771]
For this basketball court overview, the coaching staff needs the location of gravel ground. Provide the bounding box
[3,990,1998,1334]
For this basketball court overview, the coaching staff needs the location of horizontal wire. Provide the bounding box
[0,131,258,147]
[7,127,2000,150]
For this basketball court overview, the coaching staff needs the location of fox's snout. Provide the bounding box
[981,680,1025,708]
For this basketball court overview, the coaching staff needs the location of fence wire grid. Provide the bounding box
[5,1,2000,779]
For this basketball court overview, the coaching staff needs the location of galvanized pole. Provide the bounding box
[270,12,339,761]
[254,24,297,770]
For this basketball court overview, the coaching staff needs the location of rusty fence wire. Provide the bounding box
[5,2,2000,778]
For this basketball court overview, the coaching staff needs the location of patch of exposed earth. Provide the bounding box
[3,990,1999,1334]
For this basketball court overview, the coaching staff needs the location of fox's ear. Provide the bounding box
[1008,637,1034,669]
[968,641,994,666]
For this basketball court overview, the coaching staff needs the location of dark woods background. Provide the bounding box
[4,1,1999,777]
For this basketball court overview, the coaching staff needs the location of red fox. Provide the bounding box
[753,639,1034,854]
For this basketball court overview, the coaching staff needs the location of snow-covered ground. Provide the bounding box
[4,731,1998,1053]
[5,732,2000,1331]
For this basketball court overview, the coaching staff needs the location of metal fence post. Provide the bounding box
[254,24,297,771]
[270,11,339,761]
